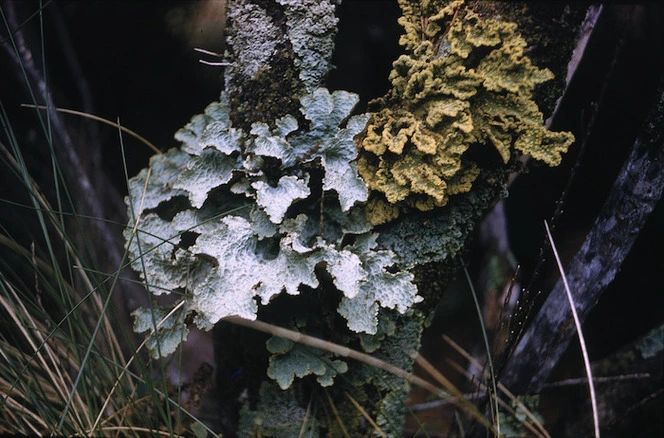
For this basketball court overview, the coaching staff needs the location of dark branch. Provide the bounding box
[500,80,664,394]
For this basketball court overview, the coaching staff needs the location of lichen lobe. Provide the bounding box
[358,0,574,225]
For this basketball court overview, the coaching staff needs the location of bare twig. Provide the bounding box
[223,316,447,399]
[542,373,650,389]
[503,5,620,364]
[223,316,497,438]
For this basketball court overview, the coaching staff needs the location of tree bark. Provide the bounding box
[500,78,664,394]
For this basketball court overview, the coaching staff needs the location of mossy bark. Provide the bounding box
[216,1,588,436]
[224,0,303,132]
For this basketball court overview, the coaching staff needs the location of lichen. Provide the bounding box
[224,0,340,131]
[266,337,348,389]
[344,310,426,435]
[276,0,339,90]
[225,2,279,79]
[125,88,421,360]
[133,306,189,359]
[357,0,574,225]
[125,1,584,435]
[377,168,508,267]
[636,325,664,359]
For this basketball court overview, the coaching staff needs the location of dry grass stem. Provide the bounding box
[545,220,600,438]
[443,334,550,438]
[344,391,386,437]
[324,388,349,438]
[20,104,162,155]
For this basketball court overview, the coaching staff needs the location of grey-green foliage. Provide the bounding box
[226,1,279,79]
[266,337,348,389]
[124,88,422,361]
[276,0,339,90]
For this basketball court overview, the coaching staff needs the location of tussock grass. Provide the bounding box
[0,125,215,435]
[0,4,215,434]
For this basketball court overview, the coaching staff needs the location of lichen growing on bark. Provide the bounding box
[224,0,340,131]
[276,0,339,90]
[124,1,585,435]
[125,88,423,360]
[357,0,574,225]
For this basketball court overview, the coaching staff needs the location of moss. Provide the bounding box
[357,0,574,225]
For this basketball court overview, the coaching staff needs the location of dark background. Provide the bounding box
[1,1,662,435]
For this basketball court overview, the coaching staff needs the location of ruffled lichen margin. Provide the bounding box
[357,0,574,225]
[124,0,576,435]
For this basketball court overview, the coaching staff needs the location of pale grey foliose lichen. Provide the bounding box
[276,0,339,90]
[225,1,279,79]
[125,88,422,360]
[266,337,349,389]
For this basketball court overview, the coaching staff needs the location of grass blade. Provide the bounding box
[544,220,600,438]
[460,257,501,435]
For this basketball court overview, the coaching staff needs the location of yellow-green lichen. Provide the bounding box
[358,0,574,225]
[358,106,473,209]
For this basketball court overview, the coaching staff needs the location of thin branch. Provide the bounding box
[223,315,499,434]
[542,373,650,389]
[503,5,620,363]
